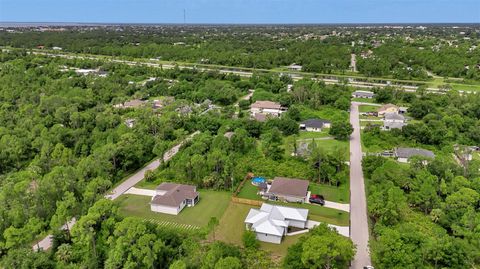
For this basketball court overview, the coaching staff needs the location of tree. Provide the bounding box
[242,230,259,249]
[169,260,187,269]
[329,121,353,141]
[214,257,242,269]
[261,128,284,160]
[284,223,355,269]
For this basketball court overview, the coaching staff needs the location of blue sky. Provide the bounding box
[0,0,479,23]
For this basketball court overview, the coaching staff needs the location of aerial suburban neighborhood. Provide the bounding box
[0,1,479,268]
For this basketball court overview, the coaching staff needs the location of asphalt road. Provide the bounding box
[349,102,372,268]
[33,131,200,251]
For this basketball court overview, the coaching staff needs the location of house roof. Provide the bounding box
[353,90,375,97]
[151,183,198,207]
[300,119,331,129]
[268,177,309,198]
[384,121,406,129]
[245,204,308,236]
[250,101,282,110]
[378,104,399,113]
[395,147,435,159]
[124,99,146,108]
[384,112,405,121]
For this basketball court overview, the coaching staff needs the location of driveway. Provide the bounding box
[124,187,156,197]
[33,131,200,251]
[349,102,372,268]
[306,220,350,237]
[306,192,350,212]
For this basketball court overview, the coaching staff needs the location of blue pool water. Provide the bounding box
[252,177,266,185]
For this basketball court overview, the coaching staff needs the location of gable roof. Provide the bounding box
[269,177,309,198]
[384,112,405,121]
[395,147,435,159]
[353,90,375,97]
[245,204,308,236]
[250,101,282,110]
[384,121,406,129]
[151,183,198,207]
[300,119,331,128]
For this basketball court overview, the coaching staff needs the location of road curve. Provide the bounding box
[349,102,372,268]
[33,131,200,251]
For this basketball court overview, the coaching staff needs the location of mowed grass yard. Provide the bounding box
[359,104,380,113]
[115,190,230,227]
[215,202,304,259]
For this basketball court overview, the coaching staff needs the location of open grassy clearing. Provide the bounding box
[359,104,380,113]
[297,131,331,139]
[115,190,230,227]
[284,136,349,160]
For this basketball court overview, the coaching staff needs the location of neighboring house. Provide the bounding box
[399,107,408,114]
[383,112,406,130]
[124,119,136,128]
[150,183,199,215]
[152,97,175,109]
[299,119,331,132]
[245,203,309,244]
[264,177,309,203]
[352,90,375,99]
[394,147,435,163]
[250,101,287,121]
[288,64,303,71]
[114,99,147,109]
[377,104,399,116]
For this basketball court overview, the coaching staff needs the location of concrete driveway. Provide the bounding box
[349,102,372,268]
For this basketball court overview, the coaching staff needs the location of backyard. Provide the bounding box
[238,180,349,203]
[115,190,231,227]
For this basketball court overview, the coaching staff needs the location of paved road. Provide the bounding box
[349,102,372,268]
[33,131,200,251]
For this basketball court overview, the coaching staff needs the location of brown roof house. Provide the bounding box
[377,104,399,116]
[264,177,309,203]
[250,100,287,121]
[150,183,199,215]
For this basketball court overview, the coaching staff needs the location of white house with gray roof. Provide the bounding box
[245,204,308,244]
[352,90,375,99]
[383,112,406,130]
[299,119,331,132]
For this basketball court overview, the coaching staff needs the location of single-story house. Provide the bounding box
[114,99,146,109]
[250,101,287,118]
[299,119,331,132]
[383,112,406,130]
[264,177,309,203]
[377,104,399,116]
[150,183,199,215]
[288,64,303,71]
[352,90,375,99]
[394,147,435,163]
[245,203,309,244]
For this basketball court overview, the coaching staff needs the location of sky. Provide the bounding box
[0,0,479,24]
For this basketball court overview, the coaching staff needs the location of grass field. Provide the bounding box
[297,131,331,139]
[115,190,231,227]
[359,105,380,113]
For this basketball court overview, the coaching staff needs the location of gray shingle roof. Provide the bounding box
[151,183,198,207]
[300,119,331,129]
[269,177,309,198]
[395,148,435,159]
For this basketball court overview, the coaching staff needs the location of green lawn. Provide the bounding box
[314,139,350,159]
[297,131,331,139]
[237,183,260,200]
[115,190,231,227]
[309,182,350,203]
[359,105,380,113]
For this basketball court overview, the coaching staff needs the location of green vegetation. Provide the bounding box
[115,190,231,227]
[359,104,380,113]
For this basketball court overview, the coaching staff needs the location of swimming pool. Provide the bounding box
[251,177,266,185]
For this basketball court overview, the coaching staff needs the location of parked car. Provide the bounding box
[309,194,325,205]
